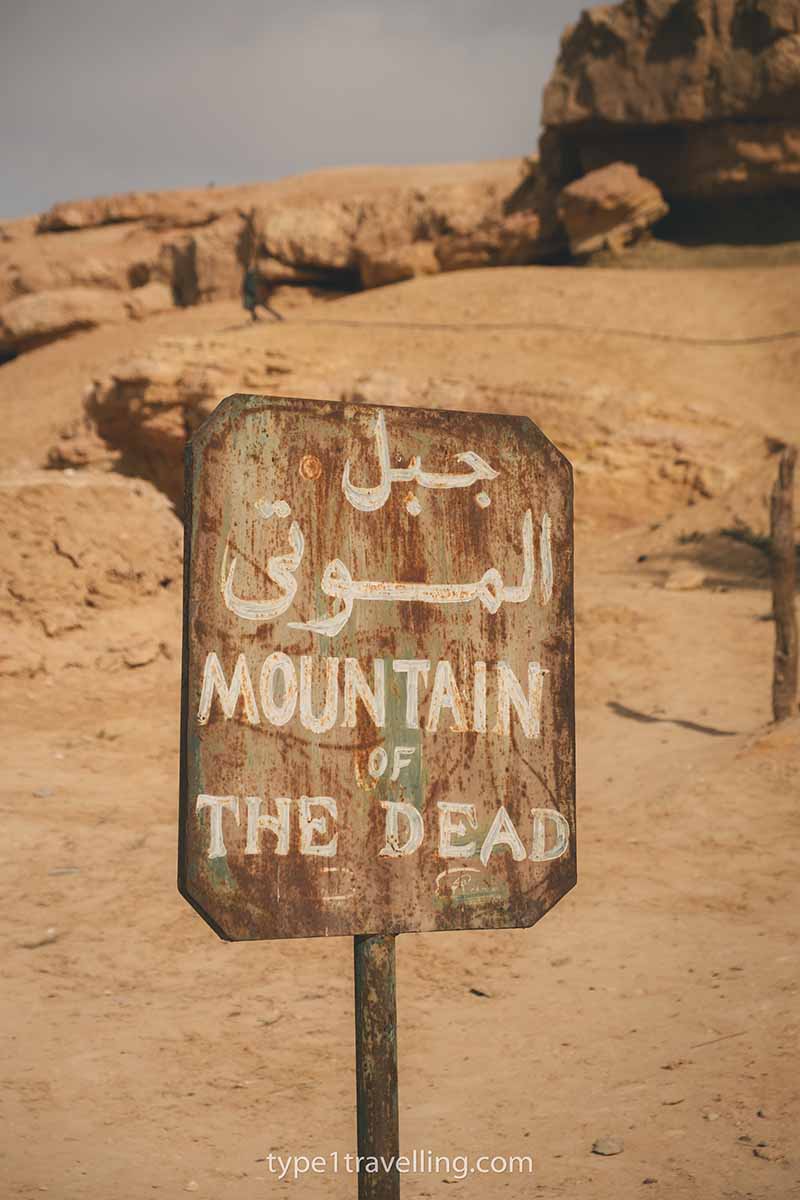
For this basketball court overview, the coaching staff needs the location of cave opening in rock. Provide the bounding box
[653,192,800,247]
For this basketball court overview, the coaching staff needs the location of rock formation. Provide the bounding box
[557,163,669,256]
[1,162,546,357]
[0,283,172,355]
[249,179,544,291]
[520,0,800,251]
[0,471,181,677]
[49,331,753,527]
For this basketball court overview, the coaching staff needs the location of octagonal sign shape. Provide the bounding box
[179,394,575,940]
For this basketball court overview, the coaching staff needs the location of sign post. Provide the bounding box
[354,934,400,1200]
[179,393,575,1191]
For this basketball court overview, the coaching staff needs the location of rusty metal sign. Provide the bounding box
[179,394,575,940]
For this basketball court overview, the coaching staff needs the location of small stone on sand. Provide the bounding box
[663,567,705,592]
[592,1136,624,1156]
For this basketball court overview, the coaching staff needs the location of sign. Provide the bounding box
[179,394,575,940]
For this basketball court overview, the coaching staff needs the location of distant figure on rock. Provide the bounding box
[242,262,283,323]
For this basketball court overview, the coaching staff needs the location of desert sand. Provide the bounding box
[1,158,799,1200]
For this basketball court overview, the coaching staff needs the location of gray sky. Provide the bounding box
[2,1,583,219]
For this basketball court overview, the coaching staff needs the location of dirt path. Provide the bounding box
[1,260,798,1199]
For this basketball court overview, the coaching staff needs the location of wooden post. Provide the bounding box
[354,934,400,1200]
[770,445,798,722]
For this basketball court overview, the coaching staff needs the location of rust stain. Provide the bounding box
[300,453,322,480]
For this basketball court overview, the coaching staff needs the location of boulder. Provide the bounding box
[0,287,132,354]
[254,180,548,290]
[352,191,432,286]
[542,0,800,129]
[155,212,248,305]
[663,566,706,591]
[557,163,669,256]
[356,239,439,289]
[533,0,800,251]
[434,211,543,271]
[256,201,363,277]
[123,281,174,320]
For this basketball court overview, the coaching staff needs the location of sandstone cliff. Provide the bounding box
[513,0,800,252]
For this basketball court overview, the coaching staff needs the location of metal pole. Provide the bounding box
[354,933,400,1200]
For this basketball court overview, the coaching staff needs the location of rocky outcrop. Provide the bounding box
[433,210,543,271]
[249,177,546,290]
[543,0,800,129]
[155,212,249,305]
[0,471,181,676]
[0,161,546,354]
[0,288,120,352]
[356,239,440,289]
[528,0,800,251]
[0,283,173,355]
[63,352,229,508]
[37,190,222,233]
[50,327,754,528]
[258,202,363,278]
[49,338,299,510]
[557,163,669,256]
[570,119,800,200]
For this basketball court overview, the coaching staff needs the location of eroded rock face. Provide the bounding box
[50,333,754,530]
[251,178,546,289]
[557,163,669,256]
[573,119,800,199]
[0,288,131,354]
[37,190,222,233]
[543,0,800,129]
[50,339,300,511]
[0,283,174,355]
[74,352,228,509]
[0,472,181,677]
[0,162,545,354]
[356,239,440,289]
[529,0,800,250]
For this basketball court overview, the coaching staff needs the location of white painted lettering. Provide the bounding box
[259,652,298,726]
[368,746,389,779]
[495,661,546,738]
[480,805,527,866]
[298,796,338,857]
[299,655,340,733]
[245,796,292,855]
[197,653,259,725]
[530,807,570,861]
[343,659,386,728]
[390,745,417,781]
[472,660,487,733]
[437,802,478,858]
[426,659,468,733]
[379,801,425,857]
[196,794,239,859]
[392,659,429,728]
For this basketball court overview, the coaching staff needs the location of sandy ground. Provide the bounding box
[1,251,799,1199]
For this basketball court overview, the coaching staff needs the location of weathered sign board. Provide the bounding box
[179,394,575,941]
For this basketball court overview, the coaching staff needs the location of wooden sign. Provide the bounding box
[179,394,575,941]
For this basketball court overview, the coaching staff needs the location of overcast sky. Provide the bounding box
[2,1,584,219]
